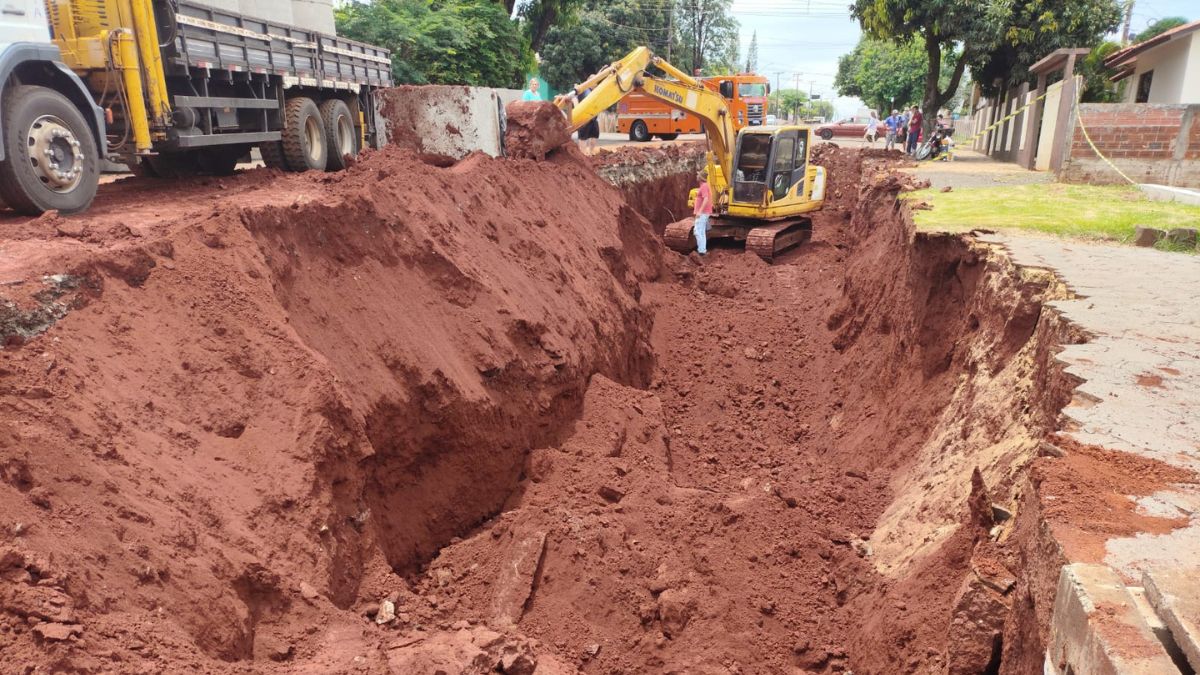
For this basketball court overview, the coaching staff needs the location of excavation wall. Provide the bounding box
[0,145,661,669]
[593,143,705,231]
[0,142,1103,674]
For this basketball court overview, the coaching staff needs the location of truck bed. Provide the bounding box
[170,0,391,89]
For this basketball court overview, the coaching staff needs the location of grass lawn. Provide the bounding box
[906,183,1200,250]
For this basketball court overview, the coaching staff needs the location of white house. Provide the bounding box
[1106,20,1200,104]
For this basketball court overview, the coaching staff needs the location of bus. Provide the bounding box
[616,73,770,142]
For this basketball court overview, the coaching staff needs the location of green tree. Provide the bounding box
[518,0,586,52]
[851,0,1008,131]
[1080,40,1125,102]
[803,99,835,121]
[675,0,740,75]
[1133,16,1189,43]
[336,0,532,87]
[745,31,759,73]
[970,0,1122,96]
[834,37,959,114]
[768,88,808,121]
[538,0,672,91]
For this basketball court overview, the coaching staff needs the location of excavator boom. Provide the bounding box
[554,46,826,262]
[554,48,736,194]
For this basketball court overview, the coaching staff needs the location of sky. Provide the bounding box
[731,0,1199,119]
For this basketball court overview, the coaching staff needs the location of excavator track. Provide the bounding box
[663,218,697,253]
[746,218,812,262]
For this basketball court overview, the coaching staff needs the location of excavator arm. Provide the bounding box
[554,46,737,194]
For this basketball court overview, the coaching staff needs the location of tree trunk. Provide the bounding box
[529,7,558,52]
[921,37,942,135]
[920,35,970,135]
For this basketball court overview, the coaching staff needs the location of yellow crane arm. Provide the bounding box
[554,46,737,192]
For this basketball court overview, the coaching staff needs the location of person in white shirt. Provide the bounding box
[864,110,880,145]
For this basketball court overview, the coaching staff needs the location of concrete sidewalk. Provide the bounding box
[909,148,1053,189]
[915,153,1200,673]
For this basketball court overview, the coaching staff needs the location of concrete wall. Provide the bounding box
[377,85,509,158]
[1125,34,1200,104]
[1058,103,1200,187]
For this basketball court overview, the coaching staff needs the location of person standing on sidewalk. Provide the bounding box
[693,169,713,256]
[906,105,923,155]
[884,110,902,150]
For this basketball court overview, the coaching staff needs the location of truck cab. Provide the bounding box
[0,0,108,214]
[1,0,50,43]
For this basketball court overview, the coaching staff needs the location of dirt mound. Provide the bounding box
[0,145,661,671]
[505,102,572,160]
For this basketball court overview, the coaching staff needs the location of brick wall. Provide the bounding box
[1058,103,1200,187]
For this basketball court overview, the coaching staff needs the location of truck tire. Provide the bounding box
[629,120,650,142]
[319,99,356,171]
[0,85,99,215]
[281,97,327,171]
[657,133,679,141]
[260,142,287,169]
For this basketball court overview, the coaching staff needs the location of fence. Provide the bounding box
[1059,104,1200,187]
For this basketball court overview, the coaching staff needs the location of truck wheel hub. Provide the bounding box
[28,116,84,192]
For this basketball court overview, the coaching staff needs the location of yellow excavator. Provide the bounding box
[555,47,826,261]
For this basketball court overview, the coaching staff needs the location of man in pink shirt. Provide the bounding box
[693,169,713,255]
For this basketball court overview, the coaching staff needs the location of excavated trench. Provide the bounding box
[0,141,1086,673]
[352,147,1085,673]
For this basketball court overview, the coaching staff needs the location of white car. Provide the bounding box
[765,114,778,125]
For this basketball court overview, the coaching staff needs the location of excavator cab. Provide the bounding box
[729,126,817,214]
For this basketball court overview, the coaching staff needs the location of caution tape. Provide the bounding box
[910,88,1053,164]
[1070,92,1138,186]
[916,82,1139,185]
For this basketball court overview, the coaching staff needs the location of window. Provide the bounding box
[772,137,796,174]
[794,132,808,171]
[738,83,767,97]
[1136,70,1153,103]
[733,134,772,202]
[771,136,796,200]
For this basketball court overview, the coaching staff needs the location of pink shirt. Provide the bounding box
[694,182,713,216]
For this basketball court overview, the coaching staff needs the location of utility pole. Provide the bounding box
[1121,0,1134,43]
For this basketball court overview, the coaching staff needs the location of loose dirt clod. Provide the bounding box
[504,101,572,160]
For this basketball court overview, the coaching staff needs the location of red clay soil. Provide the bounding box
[505,101,573,160]
[398,150,1063,675]
[0,144,659,671]
[1032,436,1197,565]
[0,144,1095,674]
[591,143,706,233]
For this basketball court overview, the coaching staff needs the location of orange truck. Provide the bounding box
[617,73,769,141]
